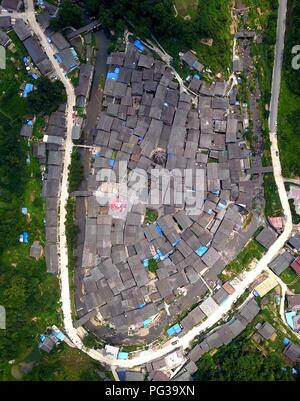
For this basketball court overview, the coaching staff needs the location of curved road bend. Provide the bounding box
[19,0,293,368]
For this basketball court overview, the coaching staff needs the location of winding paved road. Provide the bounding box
[10,0,292,368]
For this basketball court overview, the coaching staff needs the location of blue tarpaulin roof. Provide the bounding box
[109,159,115,167]
[133,39,145,52]
[53,328,65,342]
[21,207,28,215]
[218,202,226,209]
[107,67,120,81]
[19,232,29,243]
[143,259,149,267]
[156,223,164,236]
[143,319,151,328]
[196,245,208,257]
[31,73,39,80]
[118,352,129,360]
[194,74,201,80]
[167,323,182,336]
[283,337,290,345]
[117,370,126,381]
[24,83,34,97]
[107,72,118,81]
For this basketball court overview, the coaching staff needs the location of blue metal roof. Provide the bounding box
[118,352,129,360]
[196,245,208,257]
[285,311,296,329]
[167,323,182,336]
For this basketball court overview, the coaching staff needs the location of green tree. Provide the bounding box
[27,78,66,116]
[50,0,84,30]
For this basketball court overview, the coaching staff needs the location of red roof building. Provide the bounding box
[268,217,283,232]
[291,256,300,275]
[223,282,236,295]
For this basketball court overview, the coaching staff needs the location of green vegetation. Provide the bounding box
[82,332,105,349]
[32,116,46,140]
[219,240,265,281]
[144,208,158,224]
[50,0,84,30]
[195,297,300,381]
[83,0,232,75]
[263,173,283,217]
[23,345,110,381]
[0,35,61,380]
[68,149,84,193]
[67,68,79,87]
[289,199,300,225]
[0,28,108,382]
[148,258,158,274]
[174,0,199,20]
[285,183,300,224]
[27,77,66,116]
[246,0,277,109]
[65,198,77,272]
[280,268,300,294]
[66,149,83,319]
[282,0,300,96]
[278,81,300,177]
[120,343,144,353]
[195,330,296,381]
[244,2,283,218]
[277,0,300,177]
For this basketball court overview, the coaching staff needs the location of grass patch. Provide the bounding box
[278,80,300,178]
[220,240,265,281]
[120,343,144,353]
[67,68,79,87]
[174,0,199,20]
[32,116,45,141]
[288,199,300,225]
[68,149,84,193]
[23,344,112,381]
[280,268,300,294]
[263,173,283,217]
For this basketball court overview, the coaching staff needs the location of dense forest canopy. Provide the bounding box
[50,0,84,30]
[283,1,300,95]
[27,77,67,116]
[53,0,231,59]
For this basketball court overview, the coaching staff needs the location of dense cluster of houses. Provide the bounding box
[1,0,23,12]
[74,42,265,340]
[13,18,54,76]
